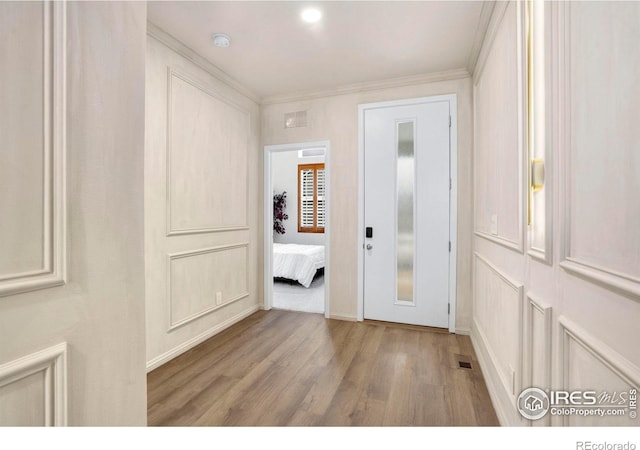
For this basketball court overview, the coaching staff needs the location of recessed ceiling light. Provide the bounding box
[301,8,322,24]
[211,33,231,48]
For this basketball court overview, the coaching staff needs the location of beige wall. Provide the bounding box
[144,30,261,369]
[473,1,523,248]
[0,2,147,425]
[471,1,640,426]
[262,77,474,329]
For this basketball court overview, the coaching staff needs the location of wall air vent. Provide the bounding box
[298,148,325,158]
[284,111,307,128]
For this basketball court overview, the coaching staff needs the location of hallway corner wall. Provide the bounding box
[0,1,148,425]
[144,26,262,371]
[471,0,640,426]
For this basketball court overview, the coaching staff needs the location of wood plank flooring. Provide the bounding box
[147,310,499,426]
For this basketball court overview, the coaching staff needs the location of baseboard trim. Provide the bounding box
[328,314,357,322]
[146,304,260,373]
[470,318,525,427]
[455,327,471,336]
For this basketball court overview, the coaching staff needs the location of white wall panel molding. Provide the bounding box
[525,0,554,266]
[165,67,250,236]
[0,342,67,426]
[147,304,259,372]
[167,243,250,331]
[523,293,552,388]
[558,316,640,389]
[0,1,67,297]
[557,1,640,300]
[557,316,640,426]
[472,253,524,405]
[474,253,524,303]
[523,293,552,426]
[560,260,640,300]
[471,319,524,426]
[473,231,523,253]
[472,0,527,253]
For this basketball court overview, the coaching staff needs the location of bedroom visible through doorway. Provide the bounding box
[264,141,330,316]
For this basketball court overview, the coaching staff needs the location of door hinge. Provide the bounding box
[449,178,452,190]
[449,115,451,127]
[449,241,451,252]
[448,303,450,314]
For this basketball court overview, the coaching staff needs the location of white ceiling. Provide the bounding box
[148,1,485,100]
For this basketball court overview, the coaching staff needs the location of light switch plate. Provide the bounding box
[490,214,498,235]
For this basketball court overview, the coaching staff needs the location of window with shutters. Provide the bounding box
[298,163,325,233]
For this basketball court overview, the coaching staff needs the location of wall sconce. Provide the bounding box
[531,159,544,192]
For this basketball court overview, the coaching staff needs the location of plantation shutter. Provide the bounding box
[317,169,326,228]
[300,168,315,229]
[298,163,325,233]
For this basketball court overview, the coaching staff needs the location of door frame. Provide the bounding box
[263,140,331,319]
[357,95,458,332]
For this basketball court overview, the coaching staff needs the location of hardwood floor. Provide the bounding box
[147,310,499,426]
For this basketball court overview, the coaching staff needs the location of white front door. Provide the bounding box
[363,98,451,328]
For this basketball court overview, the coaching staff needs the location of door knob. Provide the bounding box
[366,244,373,250]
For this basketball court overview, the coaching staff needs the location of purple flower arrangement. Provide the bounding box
[274,191,288,235]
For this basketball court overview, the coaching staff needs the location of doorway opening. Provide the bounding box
[264,141,330,317]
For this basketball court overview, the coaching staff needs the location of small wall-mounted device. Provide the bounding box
[284,111,307,129]
[211,33,231,48]
[531,159,545,192]
[365,227,373,238]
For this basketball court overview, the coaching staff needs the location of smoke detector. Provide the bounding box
[212,33,231,48]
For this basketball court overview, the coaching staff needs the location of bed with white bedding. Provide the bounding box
[273,243,325,288]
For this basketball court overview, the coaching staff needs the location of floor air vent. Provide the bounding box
[458,360,473,370]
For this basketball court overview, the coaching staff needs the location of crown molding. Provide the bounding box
[467,1,496,74]
[472,0,510,81]
[147,22,472,107]
[146,21,260,104]
[261,68,471,105]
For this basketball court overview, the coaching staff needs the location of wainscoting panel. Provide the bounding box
[472,0,640,428]
[146,31,259,372]
[0,1,66,297]
[558,317,640,426]
[168,243,249,331]
[559,1,640,298]
[166,68,249,236]
[472,253,524,404]
[0,371,46,426]
[0,343,67,426]
[523,293,552,426]
[472,0,526,252]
